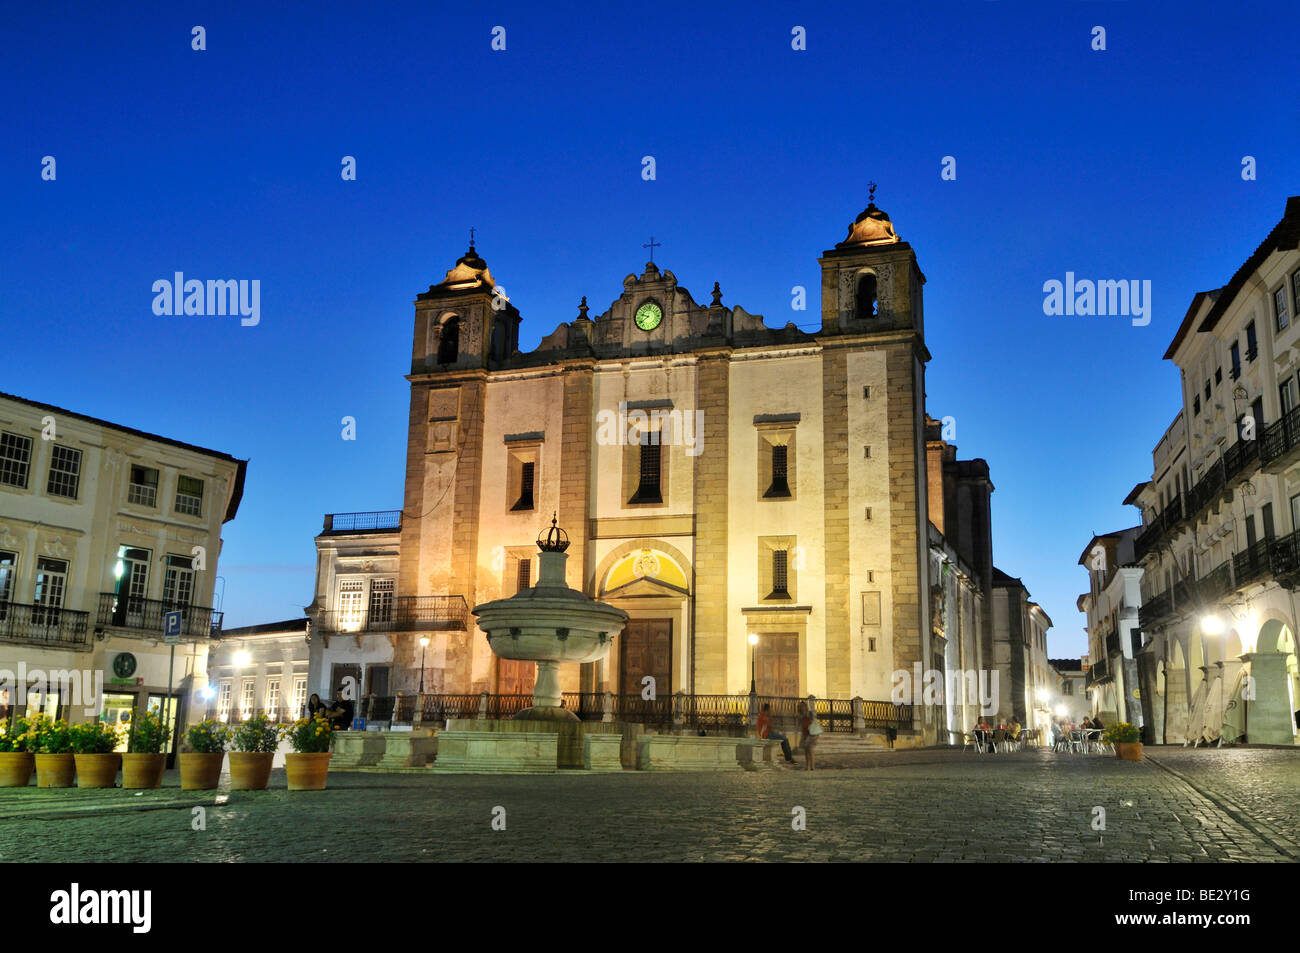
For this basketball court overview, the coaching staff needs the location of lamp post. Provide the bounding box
[419,635,430,693]
[748,634,758,694]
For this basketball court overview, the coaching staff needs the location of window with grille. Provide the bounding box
[240,678,256,714]
[292,677,307,716]
[338,579,364,629]
[368,579,394,623]
[33,557,67,625]
[265,678,281,714]
[218,681,232,717]
[0,432,32,488]
[512,460,535,511]
[630,441,662,504]
[175,476,204,517]
[46,445,81,499]
[770,550,790,598]
[516,558,531,592]
[764,444,791,498]
[128,465,159,507]
[163,555,195,619]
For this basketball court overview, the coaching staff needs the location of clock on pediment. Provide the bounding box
[634,300,663,332]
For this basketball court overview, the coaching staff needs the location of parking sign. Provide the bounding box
[164,610,183,643]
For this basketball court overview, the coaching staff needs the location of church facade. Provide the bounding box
[305,201,1043,745]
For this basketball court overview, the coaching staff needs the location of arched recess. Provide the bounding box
[854,269,878,319]
[594,538,694,597]
[435,312,461,365]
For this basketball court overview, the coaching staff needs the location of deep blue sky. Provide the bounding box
[4,1,1298,657]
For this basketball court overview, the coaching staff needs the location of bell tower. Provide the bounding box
[818,185,926,339]
[412,243,521,373]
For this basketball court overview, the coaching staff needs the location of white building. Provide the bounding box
[1078,527,1144,727]
[0,391,245,749]
[1130,195,1300,745]
[207,618,310,723]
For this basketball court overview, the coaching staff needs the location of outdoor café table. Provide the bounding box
[1084,728,1104,753]
[1068,729,1085,752]
[973,729,993,752]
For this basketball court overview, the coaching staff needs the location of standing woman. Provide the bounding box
[796,701,822,771]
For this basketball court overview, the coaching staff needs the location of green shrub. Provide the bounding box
[127,709,168,754]
[1103,722,1141,745]
[69,720,120,754]
[185,720,229,754]
[230,714,279,753]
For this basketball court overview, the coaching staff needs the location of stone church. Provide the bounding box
[393,199,935,708]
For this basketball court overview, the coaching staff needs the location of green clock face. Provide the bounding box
[113,653,137,678]
[635,301,663,331]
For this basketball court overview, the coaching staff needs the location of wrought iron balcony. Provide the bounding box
[321,511,402,534]
[316,595,468,634]
[1232,538,1273,589]
[1261,405,1300,470]
[0,601,90,648]
[1193,560,1233,603]
[95,593,223,640]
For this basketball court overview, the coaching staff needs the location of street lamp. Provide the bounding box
[419,635,430,693]
[1201,615,1224,635]
[748,634,759,694]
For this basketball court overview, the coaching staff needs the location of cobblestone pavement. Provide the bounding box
[0,747,1295,862]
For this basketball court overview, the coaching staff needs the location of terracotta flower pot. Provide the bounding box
[35,753,76,788]
[74,752,121,788]
[179,752,225,790]
[0,752,35,787]
[122,753,167,789]
[1116,741,1144,761]
[285,752,331,791]
[228,751,274,790]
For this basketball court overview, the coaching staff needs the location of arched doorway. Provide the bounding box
[1250,619,1300,745]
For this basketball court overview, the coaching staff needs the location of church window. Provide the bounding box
[629,441,662,504]
[512,461,535,511]
[490,320,507,362]
[855,272,878,319]
[769,550,790,599]
[764,444,791,498]
[437,316,460,365]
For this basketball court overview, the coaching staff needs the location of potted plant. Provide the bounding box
[70,720,122,787]
[228,713,278,790]
[1104,722,1143,761]
[282,713,332,790]
[180,720,228,790]
[32,715,75,787]
[122,709,168,789]
[0,716,37,787]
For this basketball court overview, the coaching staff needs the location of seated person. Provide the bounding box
[1008,718,1021,740]
[323,697,355,731]
[756,703,795,764]
[1091,714,1104,730]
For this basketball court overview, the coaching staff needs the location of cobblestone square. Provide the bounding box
[2,748,1296,863]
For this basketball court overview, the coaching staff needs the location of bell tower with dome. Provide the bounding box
[819,184,927,339]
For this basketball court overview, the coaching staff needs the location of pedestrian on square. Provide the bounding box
[796,701,821,771]
[757,703,795,764]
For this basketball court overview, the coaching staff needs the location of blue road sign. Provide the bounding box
[164,610,183,641]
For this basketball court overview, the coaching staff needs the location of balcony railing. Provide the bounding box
[366,692,912,734]
[96,593,222,639]
[1139,533,1300,629]
[0,601,91,648]
[322,511,402,533]
[1261,405,1300,468]
[316,595,468,634]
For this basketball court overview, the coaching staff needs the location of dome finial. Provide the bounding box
[538,512,571,553]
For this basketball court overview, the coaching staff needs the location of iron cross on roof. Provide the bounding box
[643,236,662,262]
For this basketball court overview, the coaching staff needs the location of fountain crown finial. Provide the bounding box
[538,513,571,553]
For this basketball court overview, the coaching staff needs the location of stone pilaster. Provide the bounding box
[693,353,730,694]
[886,344,924,685]
[821,347,851,697]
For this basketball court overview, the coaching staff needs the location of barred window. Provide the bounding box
[516,558,531,592]
[46,445,82,499]
[0,432,32,488]
[630,441,662,504]
[128,465,159,507]
[1277,287,1290,332]
[338,579,364,629]
[175,475,204,516]
[512,461,535,511]
[771,550,790,598]
[764,444,791,498]
[265,678,281,713]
